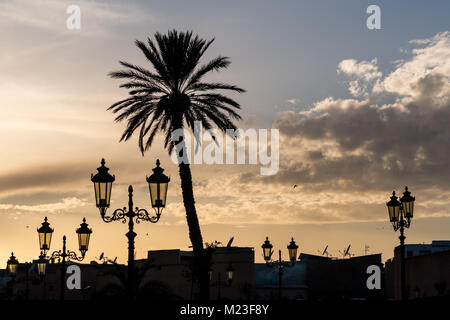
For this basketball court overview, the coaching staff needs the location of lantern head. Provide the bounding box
[36,252,47,279]
[386,191,401,223]
[7,252,19,277]
[400,186,415,220]
[91,158,115,211]
[146,159,170,213]
[76,218,92,256]
[37,217,54,254]
[287,237,299,262]
[226,264,235,284]
[261,236,273,262]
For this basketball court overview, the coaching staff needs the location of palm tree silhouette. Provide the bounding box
[108,30,245,300]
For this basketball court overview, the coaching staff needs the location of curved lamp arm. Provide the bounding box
[50,250,84,262]
[66,250,85,262]
[100,207,128,224]
[135,207,161,224]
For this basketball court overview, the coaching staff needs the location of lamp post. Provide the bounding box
[37,217,92,300]
[386,186,415,300]
[91,158,170,300]
[209,264,234,300]
[261,237,298,300]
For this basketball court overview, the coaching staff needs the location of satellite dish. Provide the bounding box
[226,237,234,248]
[345,245,351,256]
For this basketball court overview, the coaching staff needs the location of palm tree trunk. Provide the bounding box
[178,162,210,300]
[172,119,209,300]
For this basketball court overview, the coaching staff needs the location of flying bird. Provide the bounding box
[293,185,298,189]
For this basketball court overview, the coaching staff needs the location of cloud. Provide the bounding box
[269,31,450,221]
[338,58,382,82]
[0,197,87,214]
[337,58,382,97]
[286,98,300,105]
[381,32,450,99]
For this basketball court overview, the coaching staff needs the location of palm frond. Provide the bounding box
[183,56,230,91]
[108,30,244,155]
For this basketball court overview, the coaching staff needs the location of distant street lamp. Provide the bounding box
[37,217,92,300]
[34,252,48,300]
[6,252,18,300]
[7,252,19,277]
[210,264,235,300]
[287,238,299,261]
[6,252,48,300]
[91,158,170,299]
[261,237,299,299]
[386,186,415,300]
[36,252,48,280]
[225,264,235,284]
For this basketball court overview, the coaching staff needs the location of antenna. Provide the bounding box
[364,245,370,255]
[322,245,329,256]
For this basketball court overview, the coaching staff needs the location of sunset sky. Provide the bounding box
[1,0,450,265]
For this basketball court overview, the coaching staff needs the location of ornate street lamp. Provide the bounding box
[261,237,299,299]
[77,218,92,256]
[147,159,171,216]
[91,158,170,300]
[91,158,115,215]
[262,237,273,262]
[386,186,415,300]
[37,217,54,255]
[6,253,19,300]
[38,217,92,300]
[287,238,299,262]
[7,252,19,277]
[401,186,415,221]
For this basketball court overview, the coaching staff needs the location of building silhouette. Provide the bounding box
[385,241,450,299]
[2,240,449,300]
